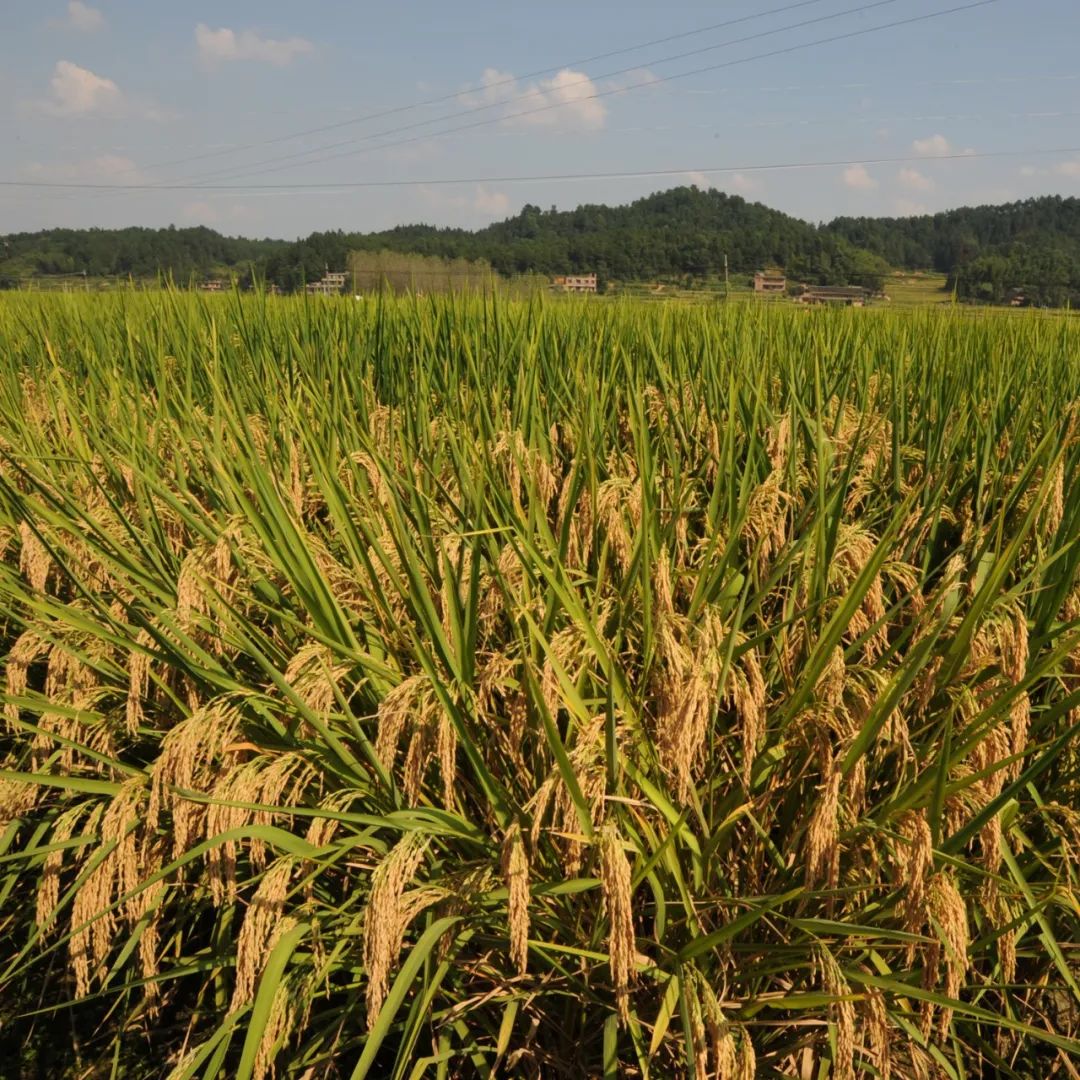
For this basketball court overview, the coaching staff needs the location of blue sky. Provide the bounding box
[2,0,1079,236]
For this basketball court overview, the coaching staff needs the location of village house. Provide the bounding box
[552,273,598,294]
[306,270,348,296]
[753,270,787,294]
[795,284,868,307]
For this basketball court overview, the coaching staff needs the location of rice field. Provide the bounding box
[1,290,1079,1078]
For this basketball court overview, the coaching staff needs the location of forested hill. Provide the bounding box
[0,226,286,285]
[265,188,888,290]
[827,196,1080,305]
[4,190,1080,303]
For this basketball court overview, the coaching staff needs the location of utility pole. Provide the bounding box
[724,253,729,301]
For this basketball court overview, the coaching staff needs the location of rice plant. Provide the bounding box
[0,289,1079,1078]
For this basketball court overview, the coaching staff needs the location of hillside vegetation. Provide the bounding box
[7,190,1080,302]
[1,292,1079,1077]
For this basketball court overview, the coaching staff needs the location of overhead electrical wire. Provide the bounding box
[171,0,999,190]
[3,146,1073,193]
[141,0,838,172]
[173,0,911,187]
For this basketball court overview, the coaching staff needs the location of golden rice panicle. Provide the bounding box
[374,673,427,777]
[148,699,244,858]
[865,985,892,1080]
[253,971,304,1080]
[1044,455,1065,538]
[283,641,345,720]
[19,519,51,594]
[125,627,155,735]
[204,753,317,904]
[735,1025,756,1080]
[501,822,530,976]
[36,802,91,935]
[734,646,767,785]
[928,870,970,1035]
[895,809,934,941]
[231,858,296,1009]
[815,946,855,1080]
[598,822,636,1023]
[552,714,607,875]
[0,776,41,836]
[594,476,637,575]
[4,628,49,729]
[69,778,146,997]
[805,755,842,891]
[742,472,788,571]
[818,645,846,710]
[363,832,429,1025]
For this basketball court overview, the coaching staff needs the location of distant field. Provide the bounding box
[884,271,953,307]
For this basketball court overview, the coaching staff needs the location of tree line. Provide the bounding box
[5,190,1080,304]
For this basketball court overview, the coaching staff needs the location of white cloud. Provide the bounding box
[907,133,976,157]
[50,1,105,32]
[419,184,513,220]
[898,167,934,192]
[729,172,757,194]
[33,61,165,120]
[24,154,149,184]
[1055,160,1080,178]
[195,24,315,67]
[843,164,877,190]
[606,67,661,95]
[472,186,510,217]
[42,61,121,115]
[894,198,929,216]
[1020,165,1040,177]
[181,200,256,226]
[468,67,607,131]
[685,171,711,189]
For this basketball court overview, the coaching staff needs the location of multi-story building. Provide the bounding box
[552,273,598,293]
[753,271,787,294]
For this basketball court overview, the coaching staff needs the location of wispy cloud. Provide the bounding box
[181,200,257,226]
[1055,160,1080,178]
[195,24,315,67]
[911,134,974,158]
[729,172,758,194]
[49,1,105,33]
[31,61,166,120]
[843,164,877,190]
[24,154,150,184]
[466,68,607,131]
[41,61,120,115]
[912,133,952,157]
[894,198,928,216]
[419,184,513,220]
[898,167,934,192]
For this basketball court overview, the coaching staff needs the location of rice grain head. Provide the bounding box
[816,946,855,1080]
[232,858,295,1010]
[806,760,842,891]
[598,822,636,1023]
[363,832,429,1025]
[19,520,51,594]
[501,822,530,976]
[928,870,969,1036]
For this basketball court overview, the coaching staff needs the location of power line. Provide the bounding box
[176,0,908,187]
[2,146,1074,193]
[178,0,998,189]
[141,0,837,173]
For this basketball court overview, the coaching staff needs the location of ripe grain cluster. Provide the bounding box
[0,291,1079,1078]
